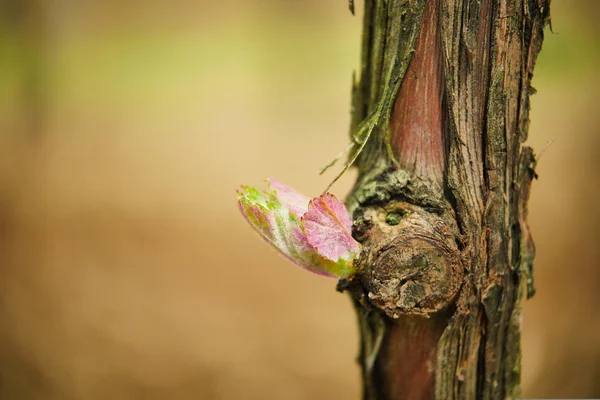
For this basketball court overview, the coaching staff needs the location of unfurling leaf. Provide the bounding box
[265,178,309,218]
[302,194,360,262]
[237,179,361,278]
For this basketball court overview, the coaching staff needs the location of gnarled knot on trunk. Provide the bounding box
[343,200,463,319]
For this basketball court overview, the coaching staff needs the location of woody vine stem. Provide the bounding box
[338,0,550,399]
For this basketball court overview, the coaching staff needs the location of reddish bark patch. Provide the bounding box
[374,316,446,400]
[389,0,446,183]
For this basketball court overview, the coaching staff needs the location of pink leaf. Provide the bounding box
[237,181,355,277]
[302,193,360,261]
[266,178,310,218]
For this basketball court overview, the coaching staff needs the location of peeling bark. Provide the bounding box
[340,0,550,399]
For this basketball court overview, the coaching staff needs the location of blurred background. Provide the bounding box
[0,0,598,399]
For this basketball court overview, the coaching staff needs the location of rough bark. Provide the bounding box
[338,1,550,399]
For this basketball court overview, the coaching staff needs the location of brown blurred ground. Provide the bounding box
[0,0,599,399]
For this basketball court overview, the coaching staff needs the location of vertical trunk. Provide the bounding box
[340,1,550,399]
